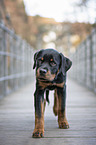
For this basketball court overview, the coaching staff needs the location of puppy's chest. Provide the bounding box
[39,80,64,89]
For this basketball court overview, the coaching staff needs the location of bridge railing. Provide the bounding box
[0,22,35,98]
[69,28,96,93]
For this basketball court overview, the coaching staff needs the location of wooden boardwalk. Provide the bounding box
[0,79,96,145]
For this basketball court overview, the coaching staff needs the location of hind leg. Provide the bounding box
[57,86,69,129]
[44,99,46,112]
[53,89,58,116]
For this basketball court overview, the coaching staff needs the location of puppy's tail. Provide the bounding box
[46,90,50,105]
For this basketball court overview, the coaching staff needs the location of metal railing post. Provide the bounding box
[0,22,35,98]
[69,28,96,94]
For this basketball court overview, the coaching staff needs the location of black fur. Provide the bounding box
[33,49,72,117]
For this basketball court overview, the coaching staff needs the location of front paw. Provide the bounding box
[59,121,69,129]
[32,129,44,138]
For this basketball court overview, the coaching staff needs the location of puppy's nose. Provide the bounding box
[40,68,47,75]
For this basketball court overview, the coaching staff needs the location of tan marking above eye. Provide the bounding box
[41,57,44,61]
[50,59,53,61]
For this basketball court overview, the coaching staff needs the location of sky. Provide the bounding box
[23,0,96,23]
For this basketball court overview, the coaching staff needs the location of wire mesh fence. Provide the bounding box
[0,22,34,98]
[69,28,96,94]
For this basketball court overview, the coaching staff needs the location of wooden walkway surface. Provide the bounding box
[0,79,96,145]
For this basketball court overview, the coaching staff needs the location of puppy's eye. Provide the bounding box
[38,58,44,64]
[50,61,56,66]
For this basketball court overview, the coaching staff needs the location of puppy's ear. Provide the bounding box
[60,53,72,75]
[65,57,72,72]
[33,52,38,69]
[33,49,44,69]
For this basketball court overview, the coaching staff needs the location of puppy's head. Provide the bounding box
[33,49,72,81]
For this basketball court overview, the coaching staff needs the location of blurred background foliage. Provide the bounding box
[0,0,95,55]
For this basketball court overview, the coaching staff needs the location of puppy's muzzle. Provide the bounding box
[40,68,48,76]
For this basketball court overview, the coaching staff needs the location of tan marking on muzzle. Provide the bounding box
[36,69,56,81]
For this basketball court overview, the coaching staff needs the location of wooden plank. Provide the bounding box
[0,79,96,145]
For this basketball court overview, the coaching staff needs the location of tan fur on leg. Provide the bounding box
[58,93,69,129]
[32,100,44,138]
[53,89,58,116]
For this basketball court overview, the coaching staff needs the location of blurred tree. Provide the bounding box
[0,0,93,52]
[77,0,90,6]
[54,22,92,55]
[76,0,96,24]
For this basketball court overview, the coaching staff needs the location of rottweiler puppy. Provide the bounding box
[32,49,72,138]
